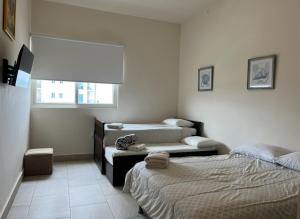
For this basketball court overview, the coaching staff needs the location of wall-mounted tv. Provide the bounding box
[2,44,34,88]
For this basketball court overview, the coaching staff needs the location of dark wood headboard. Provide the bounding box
[188,120,204,137]
[94,119,105,173]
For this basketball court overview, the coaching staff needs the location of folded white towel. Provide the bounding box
[128,144,146,152]
[107,123,124,129]
[145,152,170,162]
[144,152,170,169]
[146,162,169,169]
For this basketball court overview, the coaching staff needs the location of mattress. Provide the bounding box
[104,123,196,146]
[124,154,300,219]
[104,143,216,165]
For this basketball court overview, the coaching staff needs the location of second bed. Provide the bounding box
[124,153,300,219]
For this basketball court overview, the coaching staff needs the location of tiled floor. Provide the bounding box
[7,161,147,219]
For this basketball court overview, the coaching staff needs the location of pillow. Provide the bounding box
[115,134,137,150]
[181,136,220,148]
[163,118,193,127]
[230,144,291,163]
[276,152,300,171]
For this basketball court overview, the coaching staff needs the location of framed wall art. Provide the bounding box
[198,66,214,91]
[247,55,276,89]
[3,0,16,40]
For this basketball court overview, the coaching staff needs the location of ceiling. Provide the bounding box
[45,0,216,24]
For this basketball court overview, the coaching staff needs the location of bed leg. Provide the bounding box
[138,206,144,215]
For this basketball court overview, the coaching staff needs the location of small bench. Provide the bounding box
[24,148,53,176]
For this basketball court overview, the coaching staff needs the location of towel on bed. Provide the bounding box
[144,152,170,169]
[107,123,124,129]
[128,144,146,152]
[115,134,136,150]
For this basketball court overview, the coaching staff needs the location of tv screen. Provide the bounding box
[13,45,34,88]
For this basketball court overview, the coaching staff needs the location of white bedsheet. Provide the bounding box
[104,143,216,165]
[104,123,196,146]
[124,154,300,219]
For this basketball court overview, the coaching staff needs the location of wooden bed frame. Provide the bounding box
[94,118,218,186]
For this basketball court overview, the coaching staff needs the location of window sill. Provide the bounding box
[31,104,118,109]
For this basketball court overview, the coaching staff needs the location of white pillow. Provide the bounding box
[163,118,193,127]
[230,144,291,163]
[276,152,300,171]
[181,136,220,148]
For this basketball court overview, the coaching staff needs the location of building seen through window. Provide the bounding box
[35,80,115,105]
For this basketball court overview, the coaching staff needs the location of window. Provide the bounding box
[77,83,114,105]
[33,80,117,107]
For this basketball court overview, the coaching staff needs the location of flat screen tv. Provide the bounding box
[13,45,34,88]
[2,44,34,88]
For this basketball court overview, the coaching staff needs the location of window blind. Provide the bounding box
[31,35,124,84]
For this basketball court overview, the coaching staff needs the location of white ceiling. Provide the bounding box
[45,0,216,24]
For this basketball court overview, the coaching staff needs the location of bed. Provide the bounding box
[94,118,218,186]
[124,154,300,219]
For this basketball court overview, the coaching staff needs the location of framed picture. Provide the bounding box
[247,55,277,89]
[3,0,16,40]
[198,66,214,91]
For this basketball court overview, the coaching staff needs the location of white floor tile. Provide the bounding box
[7,206,29,219]
[71,203,114,219]
[90,163,107,180]
[99,179,124,196]
[51,163,68,179]
[106,193,140,219]
[34,178,68,197]
[12,181,36,206]
[67,163,95,179]
[68,177,101,188]
[28,194,70,219]
[69,184,106,207]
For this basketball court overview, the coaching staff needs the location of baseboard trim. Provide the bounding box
[0,171,23,219]
[54,154,93,162]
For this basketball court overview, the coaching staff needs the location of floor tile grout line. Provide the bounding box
[70,200,108,208]
[26,177,38,218]
[94,163,116,219]
[66,162,72,219]
[102,186,116,218]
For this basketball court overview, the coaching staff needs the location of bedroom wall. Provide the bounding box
[0,0,31,217]
[178,0,300,152]
[30,0,180,155]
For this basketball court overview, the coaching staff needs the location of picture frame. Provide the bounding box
[3,0,16,40]
[247,55,277,89]
[198,66,214,91]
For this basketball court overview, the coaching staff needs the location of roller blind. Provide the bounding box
[31,35,124,84]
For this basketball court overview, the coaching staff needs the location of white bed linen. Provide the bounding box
[124,154,300,219]
[104,143,216,165]
[104,124,196,146]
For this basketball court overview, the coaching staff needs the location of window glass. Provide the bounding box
[77,83,114,104]
[34,80,115,106]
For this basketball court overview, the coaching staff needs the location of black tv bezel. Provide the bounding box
[2,44,34,87]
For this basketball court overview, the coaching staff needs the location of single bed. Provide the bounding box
[104,123,198,146]
[94,118,218,186]
[124,154,300,219]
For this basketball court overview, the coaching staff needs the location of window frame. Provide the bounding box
[31,80,118,109]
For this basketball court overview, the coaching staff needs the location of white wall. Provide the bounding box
[178,0,300,153]
[0,0,31,216]
[30,0,180,155]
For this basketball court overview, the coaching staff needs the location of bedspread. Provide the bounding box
[124,155,300,219]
